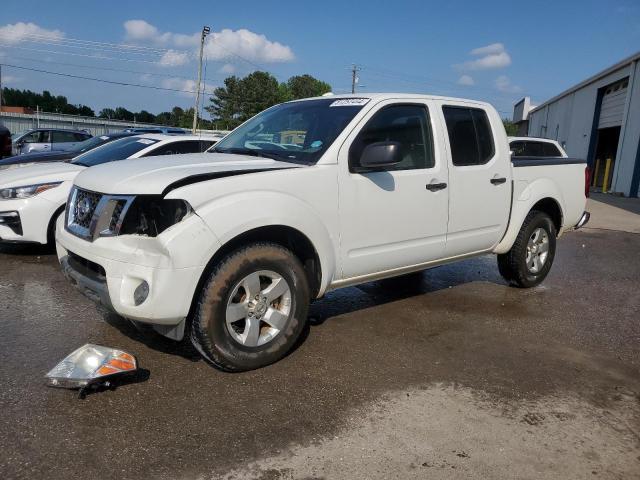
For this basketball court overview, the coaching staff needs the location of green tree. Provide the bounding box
[284,74,331,100]
[135,110,156,123]
[1,87,95,116]
[98,108,116,119]
[113,107,134,121]
[503,119,519,136]
[209,71,282,129]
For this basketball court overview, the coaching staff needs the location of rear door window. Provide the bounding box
[542,142,562,157]
[52,131,79,143]
[510,141,526,157]
[524,141,544,157]
[442,106,495,166]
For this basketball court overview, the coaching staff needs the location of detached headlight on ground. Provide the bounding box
[45,344,138,390]
[0,182,62,200]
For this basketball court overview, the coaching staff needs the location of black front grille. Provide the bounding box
[108,200,127,232]
[67,250,106,282]
[72,189,102,229]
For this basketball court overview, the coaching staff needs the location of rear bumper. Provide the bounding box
[575,211,590,229]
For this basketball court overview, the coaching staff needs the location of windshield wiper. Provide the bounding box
[215,147,292,162]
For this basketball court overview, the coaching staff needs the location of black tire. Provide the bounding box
[47,207,65,248]
[497,210,557,288]
[190,242,310,372]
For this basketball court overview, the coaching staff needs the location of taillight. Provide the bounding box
[585,166,591,198]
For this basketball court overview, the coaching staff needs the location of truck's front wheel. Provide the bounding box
[190,242,310,372]
[497,210,557,288]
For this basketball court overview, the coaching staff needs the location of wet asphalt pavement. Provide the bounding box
[0,226,639,479]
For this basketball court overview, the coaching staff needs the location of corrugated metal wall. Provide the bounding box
[0,111,228,137]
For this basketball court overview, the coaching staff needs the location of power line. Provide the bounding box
[0,63,216,95]
[0,42,174,65]
[15,33,181,55]
[2,53,224,83]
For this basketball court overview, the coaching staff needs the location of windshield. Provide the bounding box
[71,136,111,154]
[72,137,159,167]
[213,98,368,164]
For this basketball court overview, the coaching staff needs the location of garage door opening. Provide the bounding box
[592,126,621,191]
[591,78,628,192]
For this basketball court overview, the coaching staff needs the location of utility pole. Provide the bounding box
[351,64,361,94]
[0,64,3,113]
[193,25,210,134]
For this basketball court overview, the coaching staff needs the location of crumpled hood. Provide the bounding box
[0,161,84,188]
[73,152,305,195]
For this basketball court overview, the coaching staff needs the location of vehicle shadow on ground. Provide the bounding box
[0,242,55,256]
[100,309,202,362]
[309,255,507,325]
[96,255,505,362]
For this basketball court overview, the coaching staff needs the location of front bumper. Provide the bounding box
[575,211,590,229]
[56,213,219,329]
[0,196,60,244]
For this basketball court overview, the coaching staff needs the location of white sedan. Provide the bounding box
[0,134,217,245]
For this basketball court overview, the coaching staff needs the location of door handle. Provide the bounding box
[426,182,447,192]
[490,177,507,185]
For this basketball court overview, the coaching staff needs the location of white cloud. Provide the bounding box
[124,20,200,48]
[203,29,294,63]
[158,49,190,67]
[124,20,162,42]
[123,20,294,66]
[162,78,197,96]
[457,75,475,86]
[461,51,511,70]
[2,74,20,85]
[456,42,512,71]
[495,75,522,94]
[220,63,236,74]
[0,22,64,45]
[470,43,505,56]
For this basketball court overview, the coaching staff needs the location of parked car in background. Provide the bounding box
[509,137,567,158]
[0,124,11,159]
[56,94,590,372]
[11,128,92,156]
[0,134,217,246]
[123,127,187,135]
[0,132,137,169]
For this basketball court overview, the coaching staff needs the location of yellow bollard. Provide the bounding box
[602,158,612,194]
[592,158,601,187]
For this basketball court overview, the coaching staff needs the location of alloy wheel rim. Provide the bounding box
[225,270,292,347]
[525,227,550,274]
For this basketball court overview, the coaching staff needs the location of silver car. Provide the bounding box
[11,128,92,155]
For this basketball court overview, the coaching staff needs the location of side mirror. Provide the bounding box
[359,141,402,171]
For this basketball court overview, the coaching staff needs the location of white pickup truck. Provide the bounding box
[56,94,590,371]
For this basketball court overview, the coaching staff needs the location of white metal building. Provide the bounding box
[521,51,640,197]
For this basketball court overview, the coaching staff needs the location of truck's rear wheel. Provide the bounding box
[497,210,557,288]
[190,242,310,372]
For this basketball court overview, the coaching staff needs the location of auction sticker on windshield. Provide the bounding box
[330,98,370,107]
[137,139,156,145]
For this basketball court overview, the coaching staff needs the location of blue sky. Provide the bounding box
[1,0,639,119]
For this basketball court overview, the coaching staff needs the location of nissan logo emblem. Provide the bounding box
[76,197,93,222]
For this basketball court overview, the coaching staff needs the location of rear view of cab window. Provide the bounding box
[442,106,495,166]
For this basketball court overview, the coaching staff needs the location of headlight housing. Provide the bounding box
[119,196,193,237]
[66,186,193,241]
[0,182,62,200]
